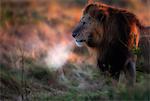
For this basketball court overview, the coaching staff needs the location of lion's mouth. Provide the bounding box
[76,40,86,42]
[75,40,86,47]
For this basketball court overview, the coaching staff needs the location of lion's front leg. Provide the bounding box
[124,57,136,86]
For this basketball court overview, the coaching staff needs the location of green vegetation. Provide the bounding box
[0,59,149,101]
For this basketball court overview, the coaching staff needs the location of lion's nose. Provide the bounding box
[72,32,77,38]
[72,26,81,37]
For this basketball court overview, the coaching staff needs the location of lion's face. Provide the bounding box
[72,14,97,47]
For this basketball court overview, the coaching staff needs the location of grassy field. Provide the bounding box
[0,0,150,101]
[0,58,150,101]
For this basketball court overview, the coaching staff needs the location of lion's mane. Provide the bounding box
[83,2,148,76]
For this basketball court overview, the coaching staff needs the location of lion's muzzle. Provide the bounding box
[72,25,82,38]
[72,29,86,47]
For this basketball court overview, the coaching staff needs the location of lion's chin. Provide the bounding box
[75,41,85,47]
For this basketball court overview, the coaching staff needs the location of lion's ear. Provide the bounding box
[84,4,108,21]
[90,9,108,21]
[84,4,97,14]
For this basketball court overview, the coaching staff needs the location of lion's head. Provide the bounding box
[72,3,106,47]
[72,2,140,49]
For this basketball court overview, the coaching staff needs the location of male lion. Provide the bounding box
[72,2,150,85]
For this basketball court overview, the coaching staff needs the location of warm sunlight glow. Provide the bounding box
[45,42,73,70]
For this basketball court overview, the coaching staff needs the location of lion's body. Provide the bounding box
[72,2,150,85]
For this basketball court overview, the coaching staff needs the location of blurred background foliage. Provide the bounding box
[0,0,150,101]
